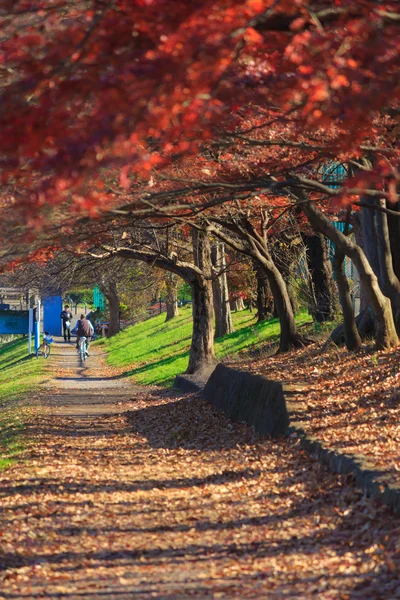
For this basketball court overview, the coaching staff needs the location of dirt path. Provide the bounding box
[0,341,399,599]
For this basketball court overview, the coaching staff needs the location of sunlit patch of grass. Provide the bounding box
[97,306,312,386]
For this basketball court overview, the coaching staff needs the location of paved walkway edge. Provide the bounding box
[288,422,400,514]
[174,373,400,514]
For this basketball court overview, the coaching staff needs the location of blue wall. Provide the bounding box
[43,296,63,336]
[0,310,29,334]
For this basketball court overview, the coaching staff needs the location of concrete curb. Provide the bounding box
[289,423,400,514]
[174,371,400,513]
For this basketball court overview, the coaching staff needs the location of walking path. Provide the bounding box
[0,341,399,599]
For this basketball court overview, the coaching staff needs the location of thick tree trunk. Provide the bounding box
[361,197,381,278]
[375,199,400,329]
[186,229,216,374]
[333,247,362,351]
[211,242,234,338]
[388,201,400,281]
[353,213,369,313]
[232,296,245,311]
[299,195,398,350]
[302,233,338,322]
[206,217,306,352]
[267,263,305,352]
[253,261,273,322]
[165,272,179,322]
[273,253,299,316]
[102,281,120,337]
[287,281,299,316]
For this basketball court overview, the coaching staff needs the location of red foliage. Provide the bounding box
[0,1,399,223]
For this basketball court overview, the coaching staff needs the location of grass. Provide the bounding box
[96,306,312,386]
[0,338,45,470]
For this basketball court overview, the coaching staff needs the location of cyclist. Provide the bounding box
[37,331,53,358]
[60,304,73,342]
[76,314,94,356]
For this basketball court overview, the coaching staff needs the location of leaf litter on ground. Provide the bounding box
[232,343,400,486]
[0,344,399,599]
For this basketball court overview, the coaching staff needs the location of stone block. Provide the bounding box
[203,363,289,438]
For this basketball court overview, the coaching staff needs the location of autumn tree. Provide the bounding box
[211,242,234,338]
[0,0,399,360]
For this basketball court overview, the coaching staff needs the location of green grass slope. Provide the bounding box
[96,306,311,386]
[0,338,45,469]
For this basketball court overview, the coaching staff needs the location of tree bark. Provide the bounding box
[165,272,179,322]
[375,198,400,329]
[253,260,273,322]
[267,262,305,352]
[273,250,299,316]
[302,232,338,322]
[211,242,234,338]
[333,247,362,351]
[95,243,216,374]
[231,296,245,311]
[388,201,400,281]
[186,229,216,374]
[207,217,306,352]
[353,213,369,313]
[361,196,380,278]
[101,280,120,337]
[298,194,398,350]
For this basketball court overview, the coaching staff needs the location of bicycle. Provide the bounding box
[36,335,53,359]
[77,336,88,363]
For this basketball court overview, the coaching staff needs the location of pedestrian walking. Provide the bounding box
[60,304,73,342]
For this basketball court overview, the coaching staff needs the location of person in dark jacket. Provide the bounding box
[60,305,73,342]
[76,314,94,355]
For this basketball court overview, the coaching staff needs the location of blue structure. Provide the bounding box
[321,161,348,189]
[43,295,63,336]
[0,310,30,334]
[34,319,40,353]
[93,285,106,311]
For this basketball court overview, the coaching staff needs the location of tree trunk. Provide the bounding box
[302,233,338,322]
[353,213,369,313]
[267,262,305,352]
[388,201,400,281]
[299,195,398,350]
[103,281,120,337]
[103,243,217,375]
[165,272,179,322]
[186,229,216,374]
[333,247,362,351]
[235,296,245,311]
[375,198,400,329]
[253,261,273,322]
[273,251,299,316]
[361,197,380,278]
[207,217,306,352]
[211,242,234,338]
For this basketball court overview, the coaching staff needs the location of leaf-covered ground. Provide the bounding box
[238,344,400,488]
[0,343,399,599]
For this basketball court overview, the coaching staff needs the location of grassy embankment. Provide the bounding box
[0,338,45,470]
[96,306,319,386]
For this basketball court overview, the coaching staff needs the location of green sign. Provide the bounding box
[0,310,30,334]
[93,286,105,311]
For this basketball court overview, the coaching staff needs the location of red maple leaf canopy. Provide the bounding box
[0,0,399,227]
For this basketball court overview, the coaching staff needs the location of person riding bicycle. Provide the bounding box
[37,331,53,358]
[43,331,53,348]
[76,314,94,356]
[60,304,73,342]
